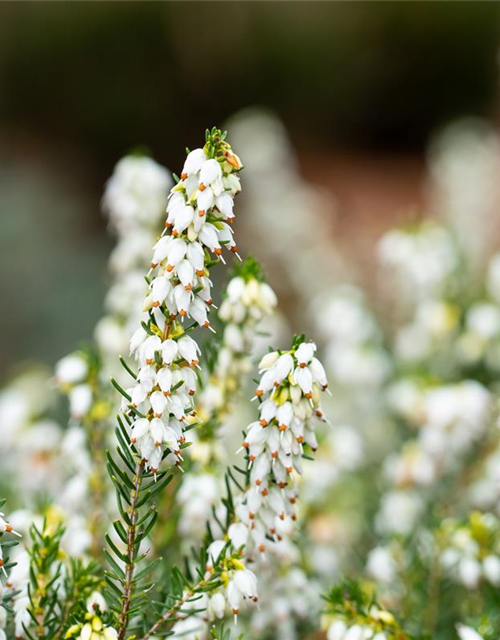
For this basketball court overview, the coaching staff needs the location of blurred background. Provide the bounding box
[1,1,500,380]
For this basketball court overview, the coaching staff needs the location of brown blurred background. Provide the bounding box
[0,2,499,380]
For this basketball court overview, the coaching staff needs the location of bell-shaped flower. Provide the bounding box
[295,342,316,366]
[177,336,200,366]
[182,148,206,177]
[199,159,222,188]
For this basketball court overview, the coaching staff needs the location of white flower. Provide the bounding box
[86,591,108,613]
[103,155,172,230]
[457,625,485,640]
[327,619,347,640]
[69,385,93,419]
[55,354,88,384]
[366,547,397,584]
[483,554,500,585]
[459,557,481,589]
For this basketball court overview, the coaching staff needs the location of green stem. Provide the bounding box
[117,461,144,640]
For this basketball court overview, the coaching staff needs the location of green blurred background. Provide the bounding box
[0,2,499,380]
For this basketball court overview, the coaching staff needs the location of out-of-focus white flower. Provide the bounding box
[55,354,89,385]
[457,624,485,640]
[318,287,391,388]
[429,118,500,270]
[440,513,500,590]
[378,222,459,306]
[376,490,424,536]
[103,155,172,232]
[366,546,398,584]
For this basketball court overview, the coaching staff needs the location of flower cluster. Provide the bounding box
[66,614,118,640]
[0,508,20,576]
[323,581,414,640]
[0,507,24,640]
[237,339,328,554]
[439,512,500,589]
[378,222,460,308]
[124,129,243,473]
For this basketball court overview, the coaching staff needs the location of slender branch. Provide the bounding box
[139,580,206,640]
[117,460,144,640]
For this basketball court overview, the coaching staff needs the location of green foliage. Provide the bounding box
[323,579,428,640]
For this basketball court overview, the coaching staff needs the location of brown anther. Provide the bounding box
[152,301,160,308]
[249,512,255,519]
[155,441,162,446]
[279,513,285,521]
[242,441,249,448]
[198,209,205,217]
[192,359,199,366]
[196,269,204,277]
[256,479,262,486]
[214,247,222,256]
[249,455,255,462]
[261,487,268,497]
[166,264,174,272]
[151,467,158,474]
[146,358,153,365]
[305,392,312,399]
[163,391,171,397]
[206,299,213,305]
[252,596,258,603]
[180,309,187,317]
[291,514,297,521]
[203,321,210,328]
[151,262,158,269]
[172,230,178,237]
[258,544,266,553]
[230,245,238,253]
[270,528,276,535]
[289,497,296,504]
[188,389,195,396]
[279,424,287,432]
[299,362,306,368]
[315,410,323,418]
[232,608,239,615]
[278,482,286,489]
[277,535,283,541]
[179,436,186,444]
[0,560,3,567]
[130,438,137,444]
[181,172,188,180]
[272,451,278,459]
[259,419,268,427]
[286,467,293,474]
[273,381,280,387]
[184,284,192,291]
[256,389,264,397]
[296,436,304,444]
[322,384,328,391]
[165,221,172,229]
[155,413,162,419]
[5,525,12,533]
[199,183,206,192]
